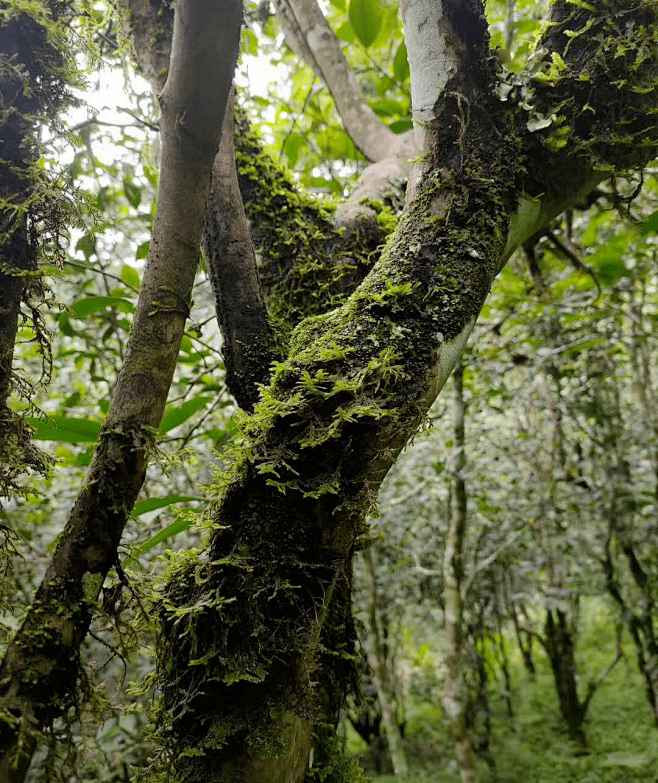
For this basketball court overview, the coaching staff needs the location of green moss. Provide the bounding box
[526,0,658,174]
[0,0,88,499]
[234,112,392,351]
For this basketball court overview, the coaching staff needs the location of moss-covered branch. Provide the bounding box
[234,113,395,348]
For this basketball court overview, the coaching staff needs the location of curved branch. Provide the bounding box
[274,0,400,161]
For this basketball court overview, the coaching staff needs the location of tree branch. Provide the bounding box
[202,90,274,411]
[274,0,399,162]
[152,1,658,778]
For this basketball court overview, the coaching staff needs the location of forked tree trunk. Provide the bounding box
[147,1,658,779]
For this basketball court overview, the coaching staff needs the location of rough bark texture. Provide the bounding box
[202,91,274,410]
[0,2,241,778]
[0,2,73,502]
[149,0,658,778]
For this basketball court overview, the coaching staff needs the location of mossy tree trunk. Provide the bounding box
[147,1,658,780]
[3,0,658,780]
[0,2,74,503]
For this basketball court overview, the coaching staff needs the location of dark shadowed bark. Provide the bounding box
[202,91,274,410]
[0,3,73,501]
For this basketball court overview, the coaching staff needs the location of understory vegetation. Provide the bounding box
[351,608,658,782]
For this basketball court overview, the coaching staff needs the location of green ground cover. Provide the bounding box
[356,605,658,782]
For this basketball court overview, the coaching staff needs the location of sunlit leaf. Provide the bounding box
[335,20,355,43]
[393,40,409,83]
[349,0,382,48]
[136,240,150,259]
[283,134,304,168]
[121,264,140,289]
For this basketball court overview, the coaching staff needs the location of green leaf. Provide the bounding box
[639,209,658,236]
[76,234,96,260]
[27,415,101,443]
[123,178,142,208]
[243,28,259,55]
[389,119,413,134]
[120,264,140,289]
[329,0,345,9]
[588,229,635,283]
[58,311,77,337]
[136,240,150,260]
[133,494,205,517]
[159,396,211,435]
[393,40,409,82]
[597,257,631,283]
[136,518,195,554]
[371,99,407,117]
[70,296,135,318]
[349,0,382,48]
[283,134,304,168]
[335,20,355,43]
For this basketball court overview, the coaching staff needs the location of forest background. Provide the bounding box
[0,0,657,781]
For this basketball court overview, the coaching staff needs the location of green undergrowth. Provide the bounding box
[364,605,658,782]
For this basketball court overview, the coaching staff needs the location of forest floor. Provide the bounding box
[350,604,658,782]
